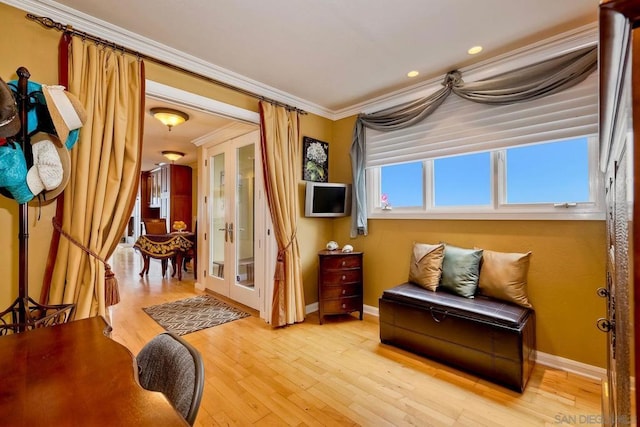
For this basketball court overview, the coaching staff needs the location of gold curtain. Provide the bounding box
[47,37,144,318]
[259,102,305,326]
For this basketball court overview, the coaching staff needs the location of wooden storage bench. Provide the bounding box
[379,282,535,392]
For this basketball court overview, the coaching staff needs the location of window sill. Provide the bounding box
[368,210,605,221]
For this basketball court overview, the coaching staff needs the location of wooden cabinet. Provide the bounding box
[317,250,363,324]
[599,1,640,424]
[140,164,193,232]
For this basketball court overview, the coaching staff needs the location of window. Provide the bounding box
[505,138,589,204]
[367,136,602,220]
[381,162,423,208]
[434,152,491,207]
[364,67,601,220]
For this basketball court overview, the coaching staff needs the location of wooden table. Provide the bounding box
[134,232,195,281]
[0,317,187,426]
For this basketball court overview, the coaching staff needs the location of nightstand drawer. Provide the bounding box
[321,255,361,270]
[321,283,361,299]
[322,269,361,285]
[321,296,362,314]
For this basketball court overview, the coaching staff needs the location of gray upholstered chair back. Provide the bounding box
[137,332,205,425]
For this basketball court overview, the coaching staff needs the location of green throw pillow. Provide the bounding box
[440,244,483,298]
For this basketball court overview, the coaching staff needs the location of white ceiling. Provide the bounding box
[8,0,599,170]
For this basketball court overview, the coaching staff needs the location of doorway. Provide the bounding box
[140,80,274,321]
[204,131,265,311]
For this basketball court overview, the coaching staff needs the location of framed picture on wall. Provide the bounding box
[302,136,329,182]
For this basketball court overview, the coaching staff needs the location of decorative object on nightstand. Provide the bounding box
[325,240,339,250]
[317,249,363,324]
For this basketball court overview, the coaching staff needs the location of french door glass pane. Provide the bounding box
[235,144,255,288]
[210,153,225,279]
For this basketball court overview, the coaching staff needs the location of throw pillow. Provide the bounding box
[440,244,483,298]
[408,243,445,291]
[478,249,533,308]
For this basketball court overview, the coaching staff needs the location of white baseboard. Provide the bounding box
[305,302,318,315]
[305,302,377,316]
[305,302,606,381]
[535,351,605,381]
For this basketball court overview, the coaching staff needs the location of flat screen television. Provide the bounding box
[305,182,352,217]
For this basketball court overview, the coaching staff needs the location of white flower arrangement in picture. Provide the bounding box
[302,136,329,182]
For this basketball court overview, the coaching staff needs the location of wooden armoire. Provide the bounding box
[140,164,193,232]
[598,1,640,425]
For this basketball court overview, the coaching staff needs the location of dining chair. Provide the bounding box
[137,332,205,426]
[142,217,168,235]
[183,220,197,279]
[141,218,169,275]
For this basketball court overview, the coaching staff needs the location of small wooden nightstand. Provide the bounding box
[317,250,363,324]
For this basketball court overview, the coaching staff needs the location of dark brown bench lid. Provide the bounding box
[381,282,532,328]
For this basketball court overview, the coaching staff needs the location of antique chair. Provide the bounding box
[137,332,205,425]
[142,217,167,235]
[141,218,169,275]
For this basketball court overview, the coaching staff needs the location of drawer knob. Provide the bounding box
[342,303,346,309]
[342,289,346,295]
[341,261,346,267]
[341,275,346,281]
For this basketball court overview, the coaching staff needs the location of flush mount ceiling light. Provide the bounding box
[467,45,483,55]
[150,107,189,131]
[407,70,419,78]
[162,150,185,162]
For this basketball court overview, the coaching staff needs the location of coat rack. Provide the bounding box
[0,67,74,334]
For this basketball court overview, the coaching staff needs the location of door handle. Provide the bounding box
[228,223,234,243]
[218,223,229,242]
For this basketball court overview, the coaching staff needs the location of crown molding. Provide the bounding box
[333,22,598,120]
[3,0,334,119]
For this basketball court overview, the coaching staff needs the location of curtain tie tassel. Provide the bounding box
[53,217,120,307]
[104,263,120,306]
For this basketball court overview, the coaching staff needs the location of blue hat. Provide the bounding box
[0,143,33,204]
[7,81,83,149]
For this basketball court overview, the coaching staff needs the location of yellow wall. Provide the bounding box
[297,113,335,304]
[0,4,64,310]
[1,3,608,368]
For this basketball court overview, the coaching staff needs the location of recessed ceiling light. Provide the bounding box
[407,70,419,78]
[467,46,483,55]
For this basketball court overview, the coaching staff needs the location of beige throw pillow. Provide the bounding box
[408,243,445,291]
[478,249,533,308]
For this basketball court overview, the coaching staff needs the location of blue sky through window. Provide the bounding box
[378,137,590,208]
[381,162,423,207]
[434,152,491,206]
[506,138,589,203]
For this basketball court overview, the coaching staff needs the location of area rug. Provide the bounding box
[142,294,250,335]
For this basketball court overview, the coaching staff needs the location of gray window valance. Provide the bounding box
[350,45,597,237]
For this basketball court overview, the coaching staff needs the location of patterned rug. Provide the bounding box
[142,294,250,335]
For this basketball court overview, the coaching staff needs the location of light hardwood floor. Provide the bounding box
[110,245,602,426]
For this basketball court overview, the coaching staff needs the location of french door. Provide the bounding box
[205,131,266,311]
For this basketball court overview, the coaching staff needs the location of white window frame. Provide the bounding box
[367,136,604,221]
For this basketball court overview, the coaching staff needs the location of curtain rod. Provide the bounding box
[26,14,307,114]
